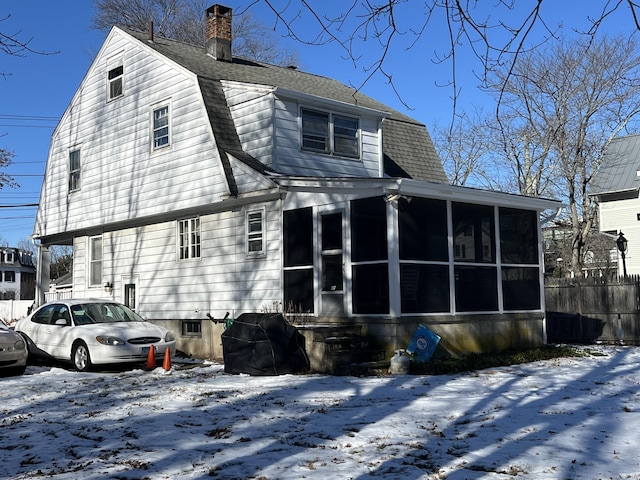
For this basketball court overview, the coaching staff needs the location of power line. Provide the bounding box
[0,124,56,128]
[0,204,39,208]
[0,114,59,121]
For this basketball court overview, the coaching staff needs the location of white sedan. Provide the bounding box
[15,299,176,372]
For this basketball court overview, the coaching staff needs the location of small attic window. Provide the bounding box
[108,65,123,100]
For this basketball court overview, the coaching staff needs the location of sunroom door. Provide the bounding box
[320,212,345,314]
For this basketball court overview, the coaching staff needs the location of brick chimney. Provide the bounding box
[206,4,232,61]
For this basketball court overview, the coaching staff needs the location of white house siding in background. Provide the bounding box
[70,200,282,321]
[35,29,229,239]
[598,197,640,273]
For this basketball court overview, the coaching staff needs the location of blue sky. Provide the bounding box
[0,1,634,247]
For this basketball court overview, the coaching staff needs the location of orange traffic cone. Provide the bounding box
[163,347,171,371]
[145,344,156,370]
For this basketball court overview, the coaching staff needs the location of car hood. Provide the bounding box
[78,322,169,340]
[0,326,21,341]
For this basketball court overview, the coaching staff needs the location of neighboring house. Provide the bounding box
[542,221,618,278]
[45,272,73,302]
[0,247,36,300]
[33,5,560,371]
[591,133,640,276]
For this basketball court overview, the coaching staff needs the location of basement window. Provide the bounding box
[181,320,202,337]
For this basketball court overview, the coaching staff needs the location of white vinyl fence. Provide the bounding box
[0,300,34,325]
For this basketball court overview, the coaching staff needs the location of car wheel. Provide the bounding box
[72,341,92,372]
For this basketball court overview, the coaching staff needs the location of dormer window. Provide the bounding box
[301,108,360,158]
[3,250,14,264]
[108,65,123,100]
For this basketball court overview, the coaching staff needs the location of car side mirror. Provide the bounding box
[54,319,69,326]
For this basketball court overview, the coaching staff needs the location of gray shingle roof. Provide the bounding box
[123,28,447,184]
[592,134,640,195]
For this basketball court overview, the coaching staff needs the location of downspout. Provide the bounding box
[378,119,385,177]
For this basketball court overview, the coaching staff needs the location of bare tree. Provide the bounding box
[49,246,73,280]
[483,34,640,277]
[432,111,493,187]
[92,0,299,66]
[254,1,640,111]
[1,13,58,78]
[0,148,16,190]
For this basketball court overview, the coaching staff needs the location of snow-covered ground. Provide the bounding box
[1,345,639,480]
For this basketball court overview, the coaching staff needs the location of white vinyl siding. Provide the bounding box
[222,82,382,178]
[71,203,282,320]
[35,30,229,239]
[274,98,380,177]
[223,83,274,167]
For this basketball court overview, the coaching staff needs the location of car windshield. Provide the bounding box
[70,303,145,325]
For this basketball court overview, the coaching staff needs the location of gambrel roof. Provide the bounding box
[592,133,640,196]
[122,28,448,187]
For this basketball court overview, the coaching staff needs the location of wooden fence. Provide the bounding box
[545,275,640,345]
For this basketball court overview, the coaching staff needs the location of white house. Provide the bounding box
[0,247,35,301]
[33,5,560,372]
[591,133,640,276]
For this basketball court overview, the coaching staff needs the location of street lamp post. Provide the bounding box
[616,231,628,277]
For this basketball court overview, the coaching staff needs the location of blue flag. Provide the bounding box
[407,325,440,362]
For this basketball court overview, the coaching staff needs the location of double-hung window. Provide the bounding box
[152,105,170,150]
[178,218,200,260]
[246,209,266,257]
[69,149,81,192]
[107,65,123,100]
[89,236,103,287]
[301,108,359,158]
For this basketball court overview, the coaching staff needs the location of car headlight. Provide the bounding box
[164,332,175,343]
[14,338,26,350]
[96,336,126,346]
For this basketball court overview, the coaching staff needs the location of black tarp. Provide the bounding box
[221,313,310,375]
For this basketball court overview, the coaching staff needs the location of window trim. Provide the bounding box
[151,103,171,151]
[300,107,360,159]
[246,207,266,258]
[107,64,123,101]
[68,147,81,193]
[177,217,201,261]
[88,235,103,288]
[181,320,203,338]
